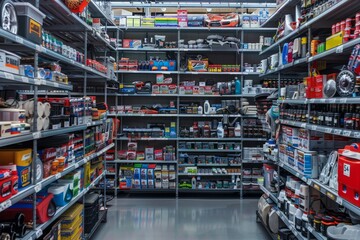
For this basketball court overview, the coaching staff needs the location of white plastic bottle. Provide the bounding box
[191,177,196,189]
[236,176,241,189]
[204,100,210,114]
[198,105,203,114]
[234,122,241,137]
[217,122,224,138]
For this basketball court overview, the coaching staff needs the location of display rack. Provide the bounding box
[0,1,117,239]
[257,0,360,239]
[105,2,275,197]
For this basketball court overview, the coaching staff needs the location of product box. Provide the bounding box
[161,170,169,189]
[326,31,344,50]
[0,122,11,138]
[177,10,188,27]
[155,165,162,189]
[242,15,251,28]
[13,2,46,44]
[145,147,154,160]
[250,15,260,28]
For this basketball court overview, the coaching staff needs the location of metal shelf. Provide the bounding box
[260,185,278,204]
[117,26,276,32]
[260,0,360,56]
[259,57,308,77]
[117,137,177,141]
[22,172,105,240]
[177,137,244,141]
[115,93,255,98]
[111,2,277,9]
[178,189,240,193]
[276,209,307,240]
[88,1,115,26]
[0,28,110,80]
[0,71,72,90]
[115,70,260,75]
[109,113,177,117]
[242,160,268,164]
[113,160,177,164]
[309,37,360,63]
[178,173,241,176]
[280,119,360,139]
[261,0,300,27]
[118,189,176,193]
[178,149,241,153]
[279,98,360,104]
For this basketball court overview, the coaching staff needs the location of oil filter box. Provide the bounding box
[13,3,46,44]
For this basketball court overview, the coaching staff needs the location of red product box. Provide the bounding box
[123,39,132,48]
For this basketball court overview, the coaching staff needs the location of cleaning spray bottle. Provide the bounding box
[234,122,241,137]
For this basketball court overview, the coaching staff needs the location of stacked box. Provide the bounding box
[61,203,83,240]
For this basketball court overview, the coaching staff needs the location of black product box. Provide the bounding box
[14,3,45,44]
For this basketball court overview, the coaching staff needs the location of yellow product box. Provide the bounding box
[61,203,83,226]
[84,162,91,188]
[61,216,82,240]
[0,148,32,188]
[326,31,344,51]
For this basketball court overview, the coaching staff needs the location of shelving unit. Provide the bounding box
[257,0,360,239]
[0,1,118,239]
[106,2,275,197]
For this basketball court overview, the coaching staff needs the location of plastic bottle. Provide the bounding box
[198,105,203,114]
[191,177,196,189]
[295,208,303,231]
[235,77,241,95]
[236,176,241,189]
[217,122,224,138]
[204,100,210,114]
[234,122,241,137]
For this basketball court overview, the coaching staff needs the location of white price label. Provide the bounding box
[1,199,11,210]
[33,132,41,139]
[344,163,350,177]
[21,77,29,83]
[343,130,352,137]
[87,122,91,127]
[34,183,42,193]
[336,197,343,205]
[307,179,312,185]
[340,98,347,103]
[4,72,14,80]
[325,128,332,133]
[336,45,344,53]
[35,45,42,52]
[183,49,189,52]
[34,79,41,85]
[36,228,43,238]
[55,173,61,179]
[320,99,326,103]
[311,125,317,131]
[301,123,306,128]
[354,132,360,138]
[75,163,79,169]
[309,99,315,103]
[334,129,342,135]
[191,72,198,75]
[329,99,336,103]
[53,82,60,88]
[296,172,300,177]
[15,36,24,44]
[84,158,88,163]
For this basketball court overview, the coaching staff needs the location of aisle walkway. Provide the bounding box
[93,198,270,240]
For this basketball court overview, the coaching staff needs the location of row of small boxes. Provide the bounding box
[119,164,176,189]
[179,154,241,165]
[179,142,241,150]
[60,203,83,240]
[243,147,265,161]
[279,144,318,178]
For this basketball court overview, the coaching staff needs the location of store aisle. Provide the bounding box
[93,198,270,240]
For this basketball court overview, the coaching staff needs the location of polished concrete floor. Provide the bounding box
[92,198,270,240]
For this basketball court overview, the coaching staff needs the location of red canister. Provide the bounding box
[346,18,353,28]
[336,22,341,33]
[341,20,346,31]
[332,24,336,35]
